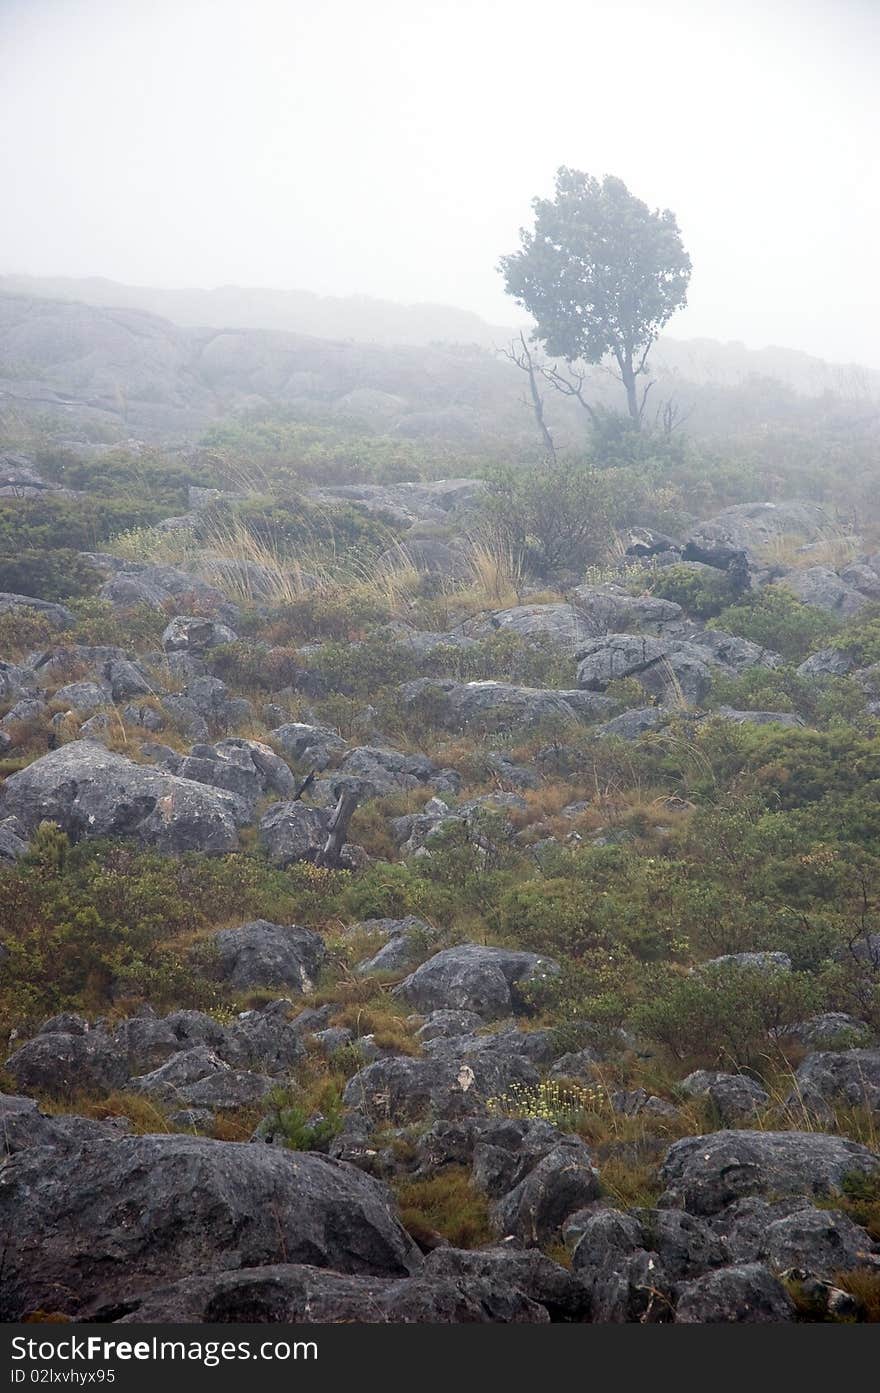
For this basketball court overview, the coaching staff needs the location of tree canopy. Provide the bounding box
[499,169,692,423]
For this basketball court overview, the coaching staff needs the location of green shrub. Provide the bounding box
[647,563,736,619]
[632,963,822,1066]
[711,586,839,661]
[828,606,880,668]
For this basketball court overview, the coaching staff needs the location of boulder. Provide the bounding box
[0,1135,422,1319]
[99,564,237,623]
[595,707,669,741]
[108,1262,548,1323]
[5,1028,129,1097]
[393,945,559,1019]
[682,501,836,567]
[789,1048,880,1117]
[176,738,296,805]
[377,538,469,580]
[761,1208,878,1278]
[50,680,110,713]
[162,615,239,654]
[714,706,803,728]
[0,814,28,861]
[127,1048,273,1110]
[576,634,716,705]
[797,647,857,680]
[570,1210,672,1323]
[658,1130,880,1215]
[424,1246,590,1321]
[355,917,436,976]
[270,722,347,769]
[398,678,595,732]
[490,1138,601,1243]
[674,1264,797,1322]
[211,920,326,991]
[781,568,868,617]
[1,741,243,852]
[342,1051,540,1124]
[0,592,74,629]
[679,1071,770,1122]
[259,800,332,866]
[0,1092,131,1156]
[700,950,791,974]
[415,1010,485,1042]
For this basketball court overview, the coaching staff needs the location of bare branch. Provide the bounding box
[537,360,600,426]
[499,332,557,458]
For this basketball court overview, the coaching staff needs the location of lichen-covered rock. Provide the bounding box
[342,1051,541,1124]
[1,740,243,851]
[211,920,325,991]
[5,1028,129,1097]
[789,1048,880,1116]
[108,1262,548,1323]
[393,944,559,1019]
[0,1135,422,1320]
[679,1071,770,1122]
[674,1264,797,1323]
[658,1130,880,1215]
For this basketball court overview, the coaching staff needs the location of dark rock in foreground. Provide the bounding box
[0,1134,421,1320]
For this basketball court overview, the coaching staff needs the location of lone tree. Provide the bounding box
[499,169,691,425]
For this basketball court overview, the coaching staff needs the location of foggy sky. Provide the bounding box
[2,0,878,366]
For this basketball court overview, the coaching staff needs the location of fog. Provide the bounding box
[1,0,878,365]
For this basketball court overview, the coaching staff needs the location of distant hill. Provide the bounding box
[0,282,877,448]
[3,274,879,405]
[0,275,515,352]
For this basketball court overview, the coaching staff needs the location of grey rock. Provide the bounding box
[270,722,347,769]
[659,1130,880,1215]
[424,1246,590,1321]
[162,615,238,654]
[714,707,803,728]
[576,633,717,705]
[762,1208,878,1278]
[491,1138,600,1243]
[0,1092,131,1156]
[52,679,111,713]
[0,1135,421,1319]
[797,647,857,680]
[0,592,73,629]
[0,814,29,861]
[211,920,325,991]
[701,950,792,974]
[789,1048,880,1116]
[781,568,868,617]
[683,501,836,567]
[342,1051,541,1124]
[674,1263,797,1322]
[679,1071,770,1122]
[5,1029,129,1097]
[414,1010,485,1042]
[595,706,669,741]
[393,944,559,1019]
[259,800,332,866]
[109,1262,547,1323]
[355,917,436,976]
[780,1013,872,1049]
[397,677,601,732]
[549,1047,602,1080]
[2,740,243,851]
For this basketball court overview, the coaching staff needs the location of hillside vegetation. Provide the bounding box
[2,312,880,1325]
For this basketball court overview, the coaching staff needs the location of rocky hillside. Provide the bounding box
[2,367,880,1324]
[2,287,877,450]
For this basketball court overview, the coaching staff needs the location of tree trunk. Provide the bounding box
[315,788,360,869]
[621,356,640,425]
